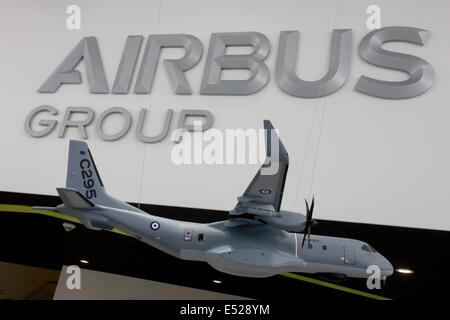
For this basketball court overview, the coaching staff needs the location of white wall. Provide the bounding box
[1,0,449,231]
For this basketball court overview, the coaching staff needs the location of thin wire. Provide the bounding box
[292,105,319,208]
[293,0,344,206]
[307,0,344,201]
[307,101,326,200]
[137,0,163,209]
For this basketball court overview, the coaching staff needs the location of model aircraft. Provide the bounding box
[33,120,394,281]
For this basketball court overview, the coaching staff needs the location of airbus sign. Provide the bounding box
[26,26,435,142]
[38,26,434,98]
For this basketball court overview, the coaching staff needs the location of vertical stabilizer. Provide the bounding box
[66,140,144,213]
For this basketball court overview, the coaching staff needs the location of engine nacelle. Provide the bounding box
[256,210,307,233]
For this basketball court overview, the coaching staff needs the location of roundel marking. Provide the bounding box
[259,189,272,195]
[150,221,160,231]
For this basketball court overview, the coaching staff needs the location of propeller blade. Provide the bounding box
[305,195,315,225]
[302,195,317,250]
[301,232,307,250]
[307,226,311,248]
[304,198,310,217]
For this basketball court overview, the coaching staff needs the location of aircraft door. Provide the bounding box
[343,246,355,265]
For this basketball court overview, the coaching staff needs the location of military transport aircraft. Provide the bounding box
[33,121,394,281]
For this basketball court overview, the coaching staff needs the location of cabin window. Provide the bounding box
[322,245,327,250]
[361,244,372,252]
[198,233,204,241]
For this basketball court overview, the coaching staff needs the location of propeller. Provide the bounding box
[301,195,318,250]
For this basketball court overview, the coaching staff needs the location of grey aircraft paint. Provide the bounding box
[33,121,394,280]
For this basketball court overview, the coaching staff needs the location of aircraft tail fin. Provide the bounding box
[66,140,144,213]
[66,140,106,200]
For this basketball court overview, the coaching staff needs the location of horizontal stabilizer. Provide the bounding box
[32,206,58,212]
[56,188,95,209]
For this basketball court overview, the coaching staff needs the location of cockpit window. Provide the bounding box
[361,244,377,253]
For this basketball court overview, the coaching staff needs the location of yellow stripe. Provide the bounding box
[0,204,391,300]
[0,204,129,236]
[280,272,391,300]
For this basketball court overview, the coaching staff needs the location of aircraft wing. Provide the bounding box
[231,120,289,216]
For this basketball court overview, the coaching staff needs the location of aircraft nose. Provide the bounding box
[380,257,394,277]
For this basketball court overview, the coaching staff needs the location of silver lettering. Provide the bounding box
[276,29,352,98]
[134,34,203,94]
[25,105,58,137]
[38,37,108,93]
[58,107,94,139]
[356,26,434,99]
[200,32,270,95]
[136,108,173,143]
[112,36,144,94]
[95,107,132,141]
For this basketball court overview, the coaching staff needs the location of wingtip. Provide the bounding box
[69,139,88,147]
[263,120,274,130]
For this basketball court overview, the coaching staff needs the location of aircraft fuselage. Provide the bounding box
[59,205,394,280]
